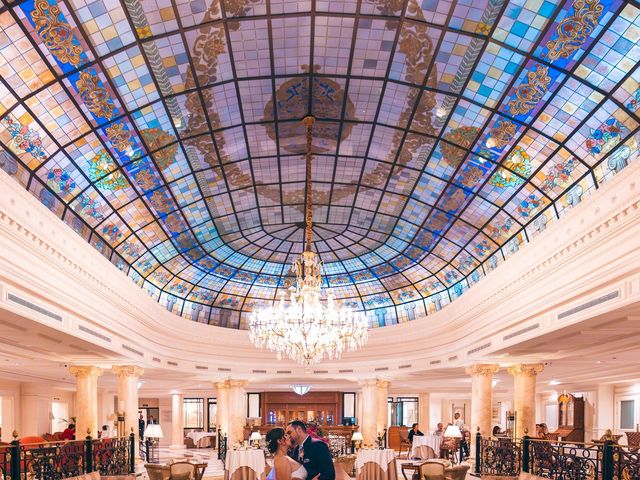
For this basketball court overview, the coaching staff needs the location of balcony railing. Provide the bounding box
[0,433,135,480]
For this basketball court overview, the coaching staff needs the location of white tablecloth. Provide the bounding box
[225,449,266,478]
[187,431,216,444]
[409,434,442,458]
[355,449,396,473]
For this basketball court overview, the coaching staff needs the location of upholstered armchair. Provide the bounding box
[419,461,450,480]
[399,429,411,458]
[170,462,197,480]
[626,431,640,452]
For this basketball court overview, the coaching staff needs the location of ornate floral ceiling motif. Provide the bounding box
[0,0,639,329]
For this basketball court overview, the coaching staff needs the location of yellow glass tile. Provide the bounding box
[131,55,145,68]
[160,7,175,21]
[163,57,177,67]
[102,25,117,41]
[488,66,501,80]
[84,19,99,35]
[144,84,156,94]
[129,79,142,90]
[109,65,122,77]
[574,64,589,78]
[453,44,467,56]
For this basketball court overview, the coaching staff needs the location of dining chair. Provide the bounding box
[626,431,640,452]
[170,461,196,480]
[414,446,436,460]
[399,429,411,458]
[419,461,450,480]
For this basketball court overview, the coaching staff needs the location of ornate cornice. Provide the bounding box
[112,365,144,378]
[466,364,500,376]
[507,363,544,377]
[0,163,639,377]
[69,365,103,378]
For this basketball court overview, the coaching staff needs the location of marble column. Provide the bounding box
[216,381,230,439]
[466,364,499,445]
[228,380,247,445]
[419,393,430,431]
[170,393,184,450]
[360,380,378,444]
[376,380,390,439]
[112,365,143,460]
[508,363,544,438]
[69,366,103,438]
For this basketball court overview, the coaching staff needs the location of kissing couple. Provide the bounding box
[266,420,346,480]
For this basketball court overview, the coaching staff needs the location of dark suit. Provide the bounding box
[292,436,335,480]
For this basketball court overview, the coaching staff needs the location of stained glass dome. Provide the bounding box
[0,0,639,329]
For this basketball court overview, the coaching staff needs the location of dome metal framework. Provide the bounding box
[0,0,639,329]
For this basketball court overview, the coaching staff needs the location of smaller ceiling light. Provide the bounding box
[549,380,561,385]
[492,378,500,388]
[292,385,311,396]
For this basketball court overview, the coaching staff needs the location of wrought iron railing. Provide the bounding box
[0,433,135,480]
[217,429,228,464]
[475,432,640,480]
[479,437,522,476]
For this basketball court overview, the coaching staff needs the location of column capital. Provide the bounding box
[507,363,544,377]
[69,365,103,378]
[216,380,230,390]
[376,379,391,389]
[229,380,248,388]
[466,364,500,376]
[111,365,144,378]
[359,379,378,388]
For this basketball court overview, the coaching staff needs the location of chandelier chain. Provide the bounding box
[248,117,369,365]
[303,115,315,253]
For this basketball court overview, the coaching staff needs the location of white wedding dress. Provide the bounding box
[267,458,307,480]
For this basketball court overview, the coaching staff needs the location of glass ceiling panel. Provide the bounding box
[1,0,639,327]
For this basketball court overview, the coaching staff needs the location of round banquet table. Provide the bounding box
[225,449,266,480]
[355,449,398,480]
[409,434,442,459]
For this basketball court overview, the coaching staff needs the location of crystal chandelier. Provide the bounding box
[248,116,369,365]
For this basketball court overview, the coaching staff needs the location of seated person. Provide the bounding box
[492,425,502,436]
[535,423,549,438]
[434,423,444,436]
[408,423,424,443]
[61,424,76,441]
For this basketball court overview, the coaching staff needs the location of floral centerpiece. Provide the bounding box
[306,421,329,445]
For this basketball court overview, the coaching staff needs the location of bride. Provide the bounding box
[265,428,350,480]
[266,427,313,480]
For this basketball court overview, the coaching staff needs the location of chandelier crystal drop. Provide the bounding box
[248,116,369,365]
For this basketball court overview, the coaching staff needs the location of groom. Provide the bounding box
[286,420,335,480]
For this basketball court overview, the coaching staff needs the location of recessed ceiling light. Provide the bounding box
[549,380,561,385]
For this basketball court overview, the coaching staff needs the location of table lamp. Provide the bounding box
[144,424,163,463]
[250,431,262,448]
[351,432,363,452]
[443,425,463,464]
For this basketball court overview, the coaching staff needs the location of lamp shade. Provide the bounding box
[351,432,363,441]
[144,424,164,439]
[250,431,262,441]
[444,425,462,438]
